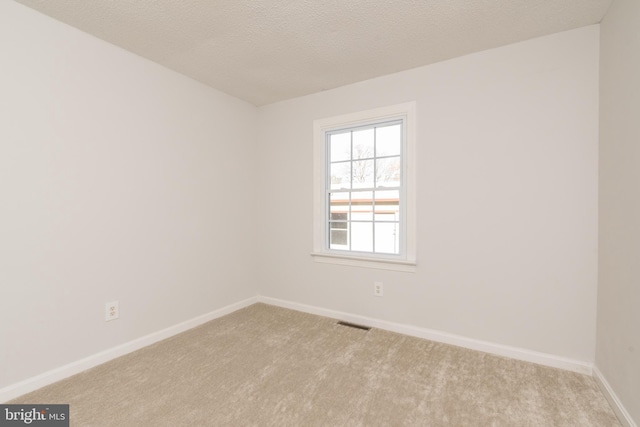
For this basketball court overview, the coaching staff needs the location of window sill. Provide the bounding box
[311,252,416,272]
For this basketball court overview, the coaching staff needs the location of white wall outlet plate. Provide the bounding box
[105,301,119,321]
[374,282,384,297]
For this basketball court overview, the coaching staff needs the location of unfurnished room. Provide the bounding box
[0,0,638,426]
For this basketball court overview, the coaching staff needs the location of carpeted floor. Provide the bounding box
[10,303,620,426]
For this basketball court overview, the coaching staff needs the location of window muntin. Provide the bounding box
[326,120,404,256]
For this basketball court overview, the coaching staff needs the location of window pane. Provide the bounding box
[353,128,374,159]
[351,222,373,252]
[329,211,349,249]
[330,132,351,162]
[376,156,400,188]
[330,229,348,249]
[329,193,349,216]
[374,190,399,221]
[351,191,373,221]
[330,221,348,230]
[352,159,374,188]
[376,124,401,156]
[330,161,351,190]
[375,222,399,254]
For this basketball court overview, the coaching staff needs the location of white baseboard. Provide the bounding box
[593,366,637,427]
[0,296,258,403]
[257,296,593,375]
[2,295,599,404]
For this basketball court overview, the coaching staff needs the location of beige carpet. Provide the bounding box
[10,303,620,426]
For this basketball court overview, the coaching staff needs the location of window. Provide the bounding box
[313,103,416,272]
[327,121,402,253]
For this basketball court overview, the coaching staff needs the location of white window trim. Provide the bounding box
[312,102,417,272]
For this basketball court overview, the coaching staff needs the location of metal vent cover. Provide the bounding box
[337,321,371,331]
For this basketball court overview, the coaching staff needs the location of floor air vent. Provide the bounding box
[337,321,371,331]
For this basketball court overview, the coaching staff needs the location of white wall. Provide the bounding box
[0,2,258,388]
[598,0,640,423]
[257,26,600,362]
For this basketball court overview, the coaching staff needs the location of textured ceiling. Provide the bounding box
[15,0,612,106]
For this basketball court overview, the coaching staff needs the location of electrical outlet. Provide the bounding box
[105,301,119,321]
[374,282,383,297]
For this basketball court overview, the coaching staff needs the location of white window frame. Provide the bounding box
[312,102,416,272]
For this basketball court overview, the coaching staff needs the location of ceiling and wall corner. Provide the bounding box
[14,0,612,106]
